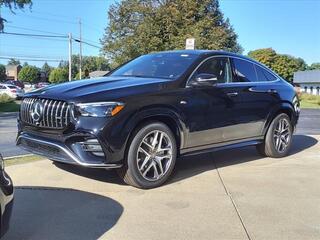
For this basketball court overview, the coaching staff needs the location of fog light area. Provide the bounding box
[81,139,105,157]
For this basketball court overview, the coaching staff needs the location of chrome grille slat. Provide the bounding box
[20,98,70,129]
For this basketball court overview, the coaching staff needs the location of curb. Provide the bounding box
[0,112,18,117]
[4,154,34,160]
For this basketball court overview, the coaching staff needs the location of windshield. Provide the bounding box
[110,53,199,79]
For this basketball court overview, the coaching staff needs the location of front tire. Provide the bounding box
[118,122,177,189]
[257,113,293,158]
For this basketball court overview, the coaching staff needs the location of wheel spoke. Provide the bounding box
[153,164,160,179]
[151,131,159,147]
[154,158,164,175]
[139,155,151,171]
[138,146,150,157]
[157,132,164,151]
[142,162,154,177]
[142,139,153,150]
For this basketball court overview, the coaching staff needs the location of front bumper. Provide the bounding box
[16,133,122,169]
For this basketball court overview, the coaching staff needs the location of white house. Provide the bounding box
[294,70,320,95]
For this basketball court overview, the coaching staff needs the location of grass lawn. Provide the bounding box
[300,93,320,109]
[0,101,20,112]
[4,155,44,167]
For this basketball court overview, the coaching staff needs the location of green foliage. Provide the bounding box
[248,48,307,81]
[101,0,242,67]
[308,63,320,70]
[18,65,39,83]
[7,58,20,65]
[0,0,32,10]
[41,62,52,75]
[58,55,109,79]
[0,64,6,80]
[0,93,14,104]
[49,68,68,83]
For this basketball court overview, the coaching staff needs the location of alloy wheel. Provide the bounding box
[273,117,291,153]
[136,130,173,181]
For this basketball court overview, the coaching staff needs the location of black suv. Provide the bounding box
[17,50,300,188]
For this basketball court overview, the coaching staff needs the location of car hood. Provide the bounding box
[25,76,174,102]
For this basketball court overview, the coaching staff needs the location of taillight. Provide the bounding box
[11,89,16,93]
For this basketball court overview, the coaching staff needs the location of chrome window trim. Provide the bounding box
[186,54,280,87]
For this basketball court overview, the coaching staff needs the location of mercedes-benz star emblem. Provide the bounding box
[31,101,44,124]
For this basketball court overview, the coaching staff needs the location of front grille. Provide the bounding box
[20,98,71,129]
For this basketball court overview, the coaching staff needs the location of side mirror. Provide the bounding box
[191,73,218,86]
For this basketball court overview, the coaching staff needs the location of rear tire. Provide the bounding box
[257,113,293,158]
[117,122,177,189]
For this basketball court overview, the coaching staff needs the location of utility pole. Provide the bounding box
[68,33,72,81]
[79,18,82,79]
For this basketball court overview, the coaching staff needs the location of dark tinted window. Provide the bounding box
[255,65,277,81]
[194,57,232,83]
[110,53,198,79]
[233,58,257,82]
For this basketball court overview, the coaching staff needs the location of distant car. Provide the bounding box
[0,84,25,99]
[0,154,14,237]
[35,82,50,89]
[5,80,24,89]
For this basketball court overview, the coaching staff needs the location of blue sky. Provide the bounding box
[0,0,319,67]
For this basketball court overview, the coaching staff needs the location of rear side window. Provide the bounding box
[232,58,257,82]
[7,85,16,89]
[255,65,277,81]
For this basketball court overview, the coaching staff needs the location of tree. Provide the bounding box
[308,63,320,70]
[58,55,110,79]
[41,62,52,76]
[0,64,6,80]
[248,48,307,82]
[0,0,32,10]
[49,68,68,83]
[22,62,29,67]
[101,0,242,67]
[7,58,20,65]
[18,65,39,83]
[0,0,32,32]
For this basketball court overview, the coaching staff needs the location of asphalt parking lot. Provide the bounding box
[3,134,320,240]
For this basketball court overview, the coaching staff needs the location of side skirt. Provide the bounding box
[180,136,264,157]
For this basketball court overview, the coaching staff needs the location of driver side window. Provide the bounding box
[194,57,232,83]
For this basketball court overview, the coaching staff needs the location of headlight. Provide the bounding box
[75,102,125,117]
[0,153,4,171]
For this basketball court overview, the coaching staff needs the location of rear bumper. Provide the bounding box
[16,133,122,169]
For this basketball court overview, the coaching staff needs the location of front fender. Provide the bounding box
[123,105,188,149]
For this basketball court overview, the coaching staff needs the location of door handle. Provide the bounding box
[227,92,238,97]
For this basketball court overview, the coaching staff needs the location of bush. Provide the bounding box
[18,65,40,83]
[0,94,14,104]
[49,68,68,83]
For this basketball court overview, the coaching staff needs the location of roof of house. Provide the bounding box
[294,70,320,83]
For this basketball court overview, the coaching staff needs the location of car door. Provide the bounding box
[222,57,278,141]
[183,56,242,148]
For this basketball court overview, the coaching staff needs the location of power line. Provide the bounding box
[0,57,65,62]
[6,25,67,36]
[73,38,100,49]
[1,31,68,38]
